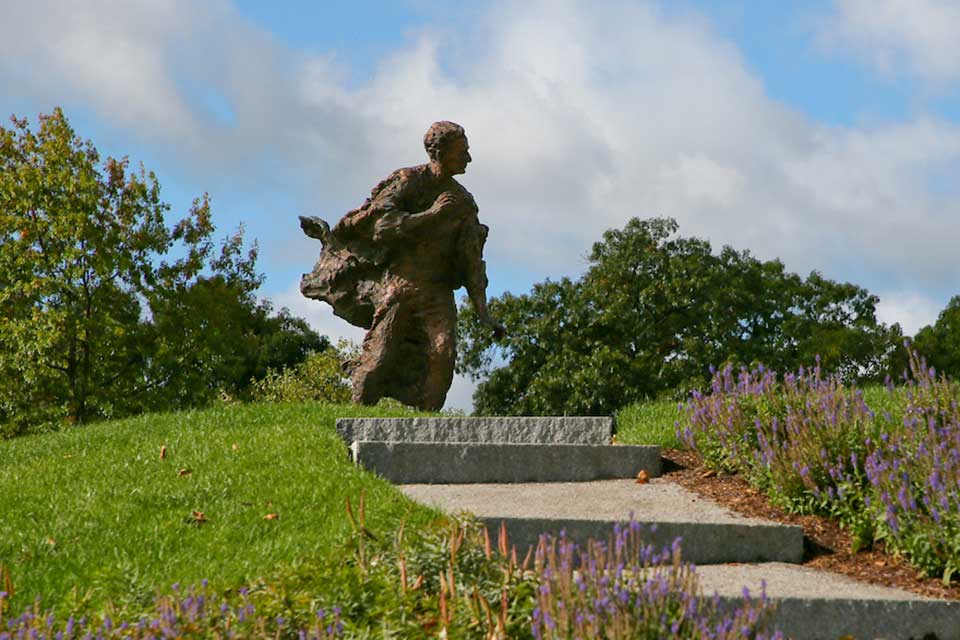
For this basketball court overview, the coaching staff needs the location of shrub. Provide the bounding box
[679,351,960,580]
[528,524,778,639]
[249,341,355,404]
[0,583,343,639]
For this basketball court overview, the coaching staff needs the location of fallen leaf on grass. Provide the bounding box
[263,513,279,521]
[159,445,168,460]
[635,470,650,484]
[186,511,207,525]
[177,468,192,477]
[231,443,239,452]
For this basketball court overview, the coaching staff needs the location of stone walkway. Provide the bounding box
[339,417,960,640]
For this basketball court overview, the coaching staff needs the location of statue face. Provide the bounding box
[440,136,471,176]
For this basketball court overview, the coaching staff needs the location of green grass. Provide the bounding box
[0,401,446,614]
[613,384,915,450]
[615,399,684,448]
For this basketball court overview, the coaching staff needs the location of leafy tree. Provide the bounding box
[912,295,960,380]
[252,306,330,382]
[458,217,901,416]
[0,109,319,436]
[145,277,329,409]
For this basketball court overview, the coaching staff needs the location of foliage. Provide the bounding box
[679,352,960,580]
[0,584,343,639]
[458,217,901,416]
[249,341,355,404]
[0,109,324,436]
[528,525,778,639]
[0,502,779,639]
[913,295,960,381]
[615,399,684,448]
[147,289,330,409]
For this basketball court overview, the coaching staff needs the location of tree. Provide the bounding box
[458,217,901,416]
[0,109,310,436]
[912,296,960,380]
[146,279,330,409]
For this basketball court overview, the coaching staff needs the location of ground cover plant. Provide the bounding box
[678,350,960,583]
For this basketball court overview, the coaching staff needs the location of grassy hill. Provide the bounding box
[0,402,446,615]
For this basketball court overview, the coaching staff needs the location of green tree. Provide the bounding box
[912,295,960,380]
[458,217,901,416]
[0,109,272,435]
[146,277,330,409]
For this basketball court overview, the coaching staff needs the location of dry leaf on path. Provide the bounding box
[635,470,650,484]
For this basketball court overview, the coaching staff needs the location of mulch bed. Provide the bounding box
[659,449,960,601]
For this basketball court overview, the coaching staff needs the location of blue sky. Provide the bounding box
[2,0,959,410]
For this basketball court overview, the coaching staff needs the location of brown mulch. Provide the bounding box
[660,449,960,601]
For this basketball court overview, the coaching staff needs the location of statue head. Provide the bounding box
[424,121,470,178]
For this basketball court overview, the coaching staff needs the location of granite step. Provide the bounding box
[699,562,960,640]
[336,416,614,445]
[400,478,803,564]
[402,479,960,638]
[352,441,660,484]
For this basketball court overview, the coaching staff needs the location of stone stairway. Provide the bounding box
[337,417,960,640]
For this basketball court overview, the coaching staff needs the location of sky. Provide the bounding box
[2,0,959,411]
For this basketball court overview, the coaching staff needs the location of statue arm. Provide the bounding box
[372,192,459,243]
[461,222,506,338]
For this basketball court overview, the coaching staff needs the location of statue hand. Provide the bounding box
[432,192,459,213]
[299,216,331,244]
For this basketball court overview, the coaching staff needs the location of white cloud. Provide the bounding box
[0,1,202,136]
[876,290,944,336]
[4,0,960,374]
[818,0,960,85]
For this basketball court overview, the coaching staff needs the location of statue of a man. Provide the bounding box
[300,121,503,410]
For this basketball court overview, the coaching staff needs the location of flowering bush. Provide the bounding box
[679,349,960,581]
[0,582,342,640]
[528,523,778,639]
[1,514,780,639]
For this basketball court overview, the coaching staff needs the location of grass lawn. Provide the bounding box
[615,398,684,448]
[0,402,446,615]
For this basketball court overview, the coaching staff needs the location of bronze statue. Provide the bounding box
[300,121,503,410]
